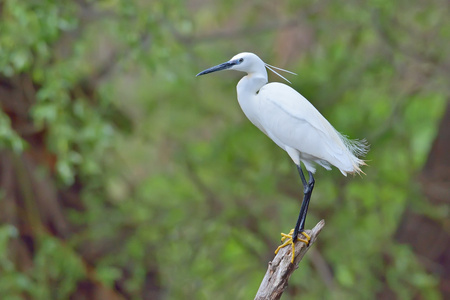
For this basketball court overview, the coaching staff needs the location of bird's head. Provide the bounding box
[196,52,265,76]
[196,52,296,83]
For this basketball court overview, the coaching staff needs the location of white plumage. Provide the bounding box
[199,52,367,176]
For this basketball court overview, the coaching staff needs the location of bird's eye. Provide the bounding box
[239,58,244,63]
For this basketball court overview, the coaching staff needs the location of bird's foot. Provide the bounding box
[274,229,310,263]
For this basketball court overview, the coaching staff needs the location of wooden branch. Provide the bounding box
[255,220,325,300]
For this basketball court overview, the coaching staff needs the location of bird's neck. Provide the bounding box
[236,72,268,97]
[235,72,268,133]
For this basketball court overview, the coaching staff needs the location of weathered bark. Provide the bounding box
[255,220,325,300]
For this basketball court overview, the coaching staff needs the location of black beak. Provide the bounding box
[196,60,238,77]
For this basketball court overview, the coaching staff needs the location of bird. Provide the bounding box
[196,52,368,263]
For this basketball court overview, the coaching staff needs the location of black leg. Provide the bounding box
[293,165,315,242]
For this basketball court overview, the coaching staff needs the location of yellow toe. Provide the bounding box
[300,231,311,243]
[275,229,310,263]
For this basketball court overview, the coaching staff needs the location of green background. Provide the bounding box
[0,0,448,299]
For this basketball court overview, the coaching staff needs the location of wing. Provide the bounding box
[256,82,360,172]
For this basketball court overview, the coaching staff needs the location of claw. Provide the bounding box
[275,229,310,263]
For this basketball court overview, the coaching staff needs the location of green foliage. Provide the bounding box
[0,226,85,299]
[1,0,449,299]
[0,112,26,153]
[0,225,24,299]
[31,235,86,299]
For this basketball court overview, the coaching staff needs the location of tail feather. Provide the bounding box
[338,133,369,176]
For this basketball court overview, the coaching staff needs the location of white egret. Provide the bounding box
[196,52,368,263]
